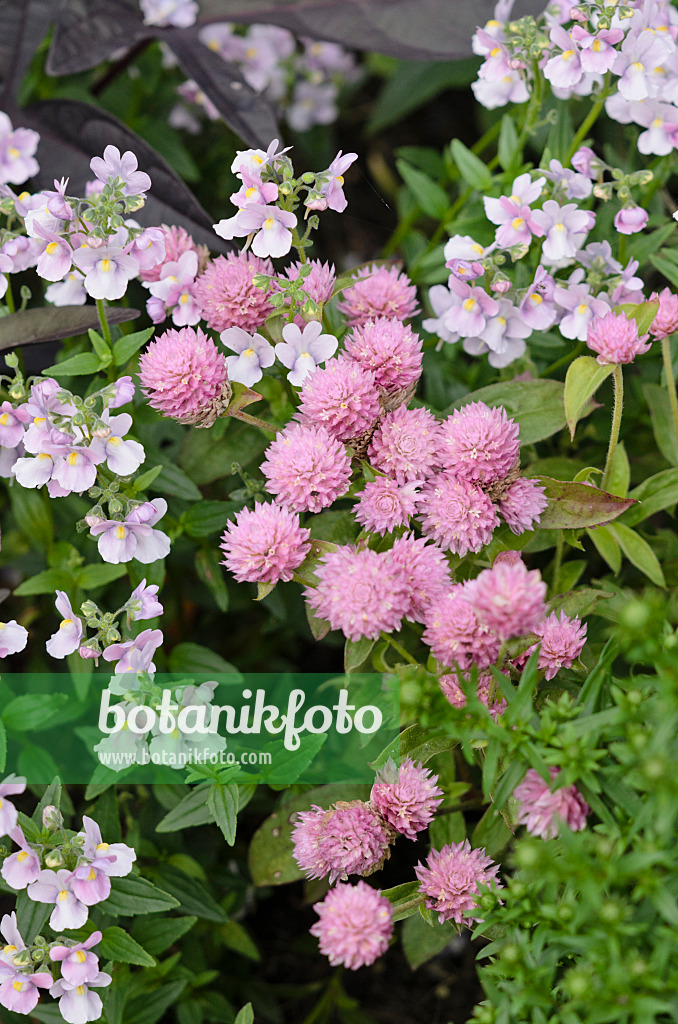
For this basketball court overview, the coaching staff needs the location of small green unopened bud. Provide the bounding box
[44,849,65,869]
[108,497,123,516]
[593,182,613,201]
[278,182,293,197]
[4,351,18,368]
[300,172,315,184]
[629,169,653,186]
[42,804,64,831]
[270,292,285,307]
[125,196,146,212]
[71,412,86,427]
[251,273,270,289]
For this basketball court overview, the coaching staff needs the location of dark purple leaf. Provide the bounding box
[46,0,150,76]
[0,305,140,350]
[21,98,227,252]
[0,0,53,105]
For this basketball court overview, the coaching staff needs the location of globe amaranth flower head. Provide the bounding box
[138,326,232,427]
[354,476,421,535]
[514,767,590,840]
[220,502,311,584]
[650,287,678,339]
[415,840,501,925]
[439,670,508,722]
[437,401,520,486]
[417,472,499,556]
[192,252,274,333]
[586,310,651,365]
[296,357,381,443]
[344,317,423,393]
[310,881,393,971]
[532,610,587,680]
[261,422,351,513]
[386,534,451,623]
[463,557,547,641]
[305,546,410,641]
[370,758,443,841]
[284,259,336,322]
[337,263,419,327]
[499,476,548,535]
[423,586,500,671]
[292,801,394,883]
[368,405,441,484]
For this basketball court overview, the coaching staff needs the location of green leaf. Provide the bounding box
[113,326,155,366]
[650,252,678,290]
[88,328,112,361]
[182,500,238,537]
[131,915,198,956]
[623,467,678,526]
[17,744,60,783]
[99,926,156,967]
[248,783,370,886]
[624,298,659,336]
[124,980,188,1024]
[586,525,621,574]
[471,805,514,858]
[132,464,164,493]
[430,811,466,849]
[607,440,629,497]
[3,693,69,731]
[564,356,613,440]
[149,462,202,501]
[0,304,139,351]
[450,138,492,190]
[536,477,635,529]
[498,114,520,171]
[234,1005,254,1024]
[396,159,448,219]
[0,718,6,773]
[42,351,107,377]
[367,58,480,133]
[344,636,376,673]
[381,881,425,922]
[195,547,229,612]
[100,875,181,916]
[371,723,456,770]
[207,783,238,845]
[607,522,666,587]
[402,913,459,970]
[642,382,678,466]
[156,786,213,832]
[448,379,577,445]
[168,643,240,675]
[220,921,260,961]
[77,563,128,589]
[152,864,228,922]
[15,890,51,943]
[13,567,74,597]
[9,486,53,548]
[306,602,331,641]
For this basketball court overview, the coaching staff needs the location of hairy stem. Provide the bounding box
[661,334,678,450]
[229,409,277,434]
[601,364,624,491]
[96,298,112,347]
[382,631,417,665]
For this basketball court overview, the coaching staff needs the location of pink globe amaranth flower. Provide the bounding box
[344,317,423,392]
[586,311,651,366]
[533,610,587,680]
[139,224,209,283]
[386,534,451,623]
[370,758,443,841]
[423,587,501,670]
[499,477,548,535]
[650,287,678,339]
[261,422,351,513]
[296,357,381,443]
[368,405,441,484]
[439,670,508,722]
[138,326,231,427]
[337,263,419,327]
[417,472,499,556]
[305,546,410,641]
[463,558,546,641]
[293,801,394,883]
[192,252,274,333]
[438,402,520,486]
[354,476,421,534]
[415,840,501,925]
[514,767,589,840]
[220,501,311,584]
[310,881,393,970]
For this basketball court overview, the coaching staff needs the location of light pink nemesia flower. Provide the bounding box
[354,476,421,534]
[514,767,589,839]
[305,546,410,641]
[89,410,145,477]
[437,402,520,486]
[499,477,548,534]
[415,840,501,924]
[214,204,297,259]
[261,422,351,513]
[49,971,112,1024]
[49,930,102,986]
[296,357,381,442]
[423,587,500,670]
[192,252,274,333]
[386,534,451,622]
[72,245,140,301]
[139,224,209,284]
[220,502,311,584]
[127,579,163,621]
[27,869,89,929]
[417,473,499,556]
[0,776,26,836]
[310,881,393,970]
[532,611,587,679]
[275,320,338,386]
[0,113,39,185]
[614,206,648,235]
[220,327,275,387]
[89,145,151,196]
[139,326,231,426]
[344,317,423,392]
[102,628,163,674]
[78,815,136,877]
[439,670,508,721]
[313,150,358,213]
[368,405,441,483]
[586,310,651,365]
[292,801,393,883]
[146,250,201,327]
[45,590,83,659]
[86,499,170,564]
[463,558,547,640]
[0,621,28,659]
[337,263,418,326]
[1,826,41,888]
[370,758,443,840]
[650,287,678,339]
[0,912,52,1014]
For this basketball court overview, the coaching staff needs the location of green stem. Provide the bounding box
[96,298,112,347]
[661,334,678,450]
[551,531,564,597]
[541,341,584,378]
[229,409,277,434]
[300,969,343,1024]
[4,275,14,313]
[617,233,626,266]
[290,225,308,265]
[601,364,624,491]
[566,76,611,163]
[381,631,417,666]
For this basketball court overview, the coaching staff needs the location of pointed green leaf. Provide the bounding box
[607,522,666,587]
[498,113,520,171]
[396,159,448,218]
[207,783,238,845]
[113,326,155,366]
[607,440,629,497]
[536,477,635,529]
[43,352,107,377]
[564,356,613,440]
[586,525,621,574]
[450,138,492,189]
[344,636,376,673]
[99,926,156,967]
[642,382,678,467]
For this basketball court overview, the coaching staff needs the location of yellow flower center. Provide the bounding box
[38,453,52,461]
[76,951,87,963]
[0,413,8,426]
[243,348,255,357]
[34,416,45,425]
[652,117,663,127]
[8,147,19,159]
[60,618,73,629]
[76,986,86,996]
[17,851,28,862]
[561,49,574,60]
[497,316,506,326]
[116,526,126,539]
[3,945,17,953]
[13,980,24,992]
[263,218,275,230]
[471,244,483,255]
[67,452,79,466]
[100,259,111,272]
[18,192,30,201]
[179,293,189,304]
[109,437,121,446]
[245,187,258,199]
[577,303,588,314]
[88,868,97,881]
[512,217,524,229]
[530,293,543,305]
[462,298,476,312]
[58,890,69,901]
[207,39,219,51]
[554,223,566,232]
[46,242,59,255]
[252,155,263,165]
[96,842,110,852]
[335,175,344,185]
[632,61,644,71]
[490,46,501,57]
[592,39,603,51]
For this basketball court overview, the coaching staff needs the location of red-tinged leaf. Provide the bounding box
[535,476,635,530]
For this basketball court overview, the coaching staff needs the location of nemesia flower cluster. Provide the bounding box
[0,782,135,1022]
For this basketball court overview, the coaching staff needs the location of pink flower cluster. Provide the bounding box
[514,767,590,840]
[415,840,501,925]
[138,326,232,427]
[310,881,393,970]
[220,502,311,584]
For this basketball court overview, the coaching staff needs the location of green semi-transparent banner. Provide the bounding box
[0,671,400,785]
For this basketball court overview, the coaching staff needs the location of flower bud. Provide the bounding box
[42,805,64,831]
[44,849,65,869]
